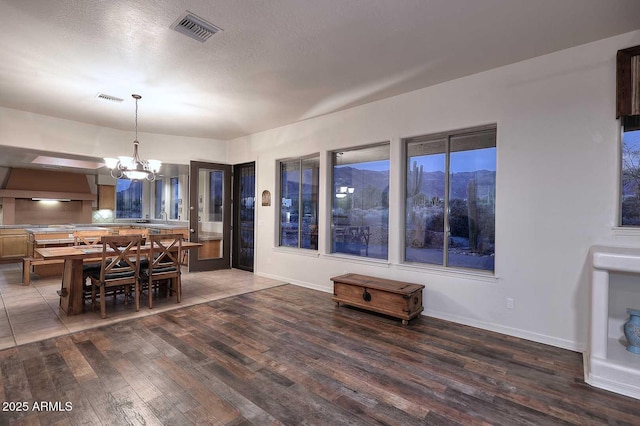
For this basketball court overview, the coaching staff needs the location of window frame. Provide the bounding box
[170,176,179,220]
[620,115,640,226]
[277,153,320,250]
[330,142,390,260]
[402,124,496,273]
[153,178,164,219]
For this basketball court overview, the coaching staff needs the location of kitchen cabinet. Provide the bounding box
[98,185,115,210]
[0,229,28,260]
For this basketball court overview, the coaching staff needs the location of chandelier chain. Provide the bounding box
[135,96,138,142]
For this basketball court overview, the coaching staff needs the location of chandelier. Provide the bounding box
[335,185,355,199]
[334,152,354,198]
[104,94,161,181]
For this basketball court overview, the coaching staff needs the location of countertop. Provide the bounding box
[2,222,189,231]
[24,226,109,234]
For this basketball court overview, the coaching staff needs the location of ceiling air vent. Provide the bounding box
[95,93,123,103]
[170,11,222,43]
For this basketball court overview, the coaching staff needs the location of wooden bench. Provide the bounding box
[331,273,424,325]
[22,257,64,286]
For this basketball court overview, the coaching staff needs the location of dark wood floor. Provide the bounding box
[1,285,639,425]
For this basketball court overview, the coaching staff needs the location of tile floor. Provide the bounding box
[0,262,285,349]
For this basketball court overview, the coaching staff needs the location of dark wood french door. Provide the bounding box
[188,161,232,272]
[232,162,255,271]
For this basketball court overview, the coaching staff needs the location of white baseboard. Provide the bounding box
[254,273,584,353]
[255,272,332,294]
[425,309,585,352]
[586,355,640,399]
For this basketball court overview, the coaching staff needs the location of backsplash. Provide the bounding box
[92,209,114,223]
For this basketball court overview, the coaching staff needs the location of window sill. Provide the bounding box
[396,262,498,283]
[612,226,640,237]
[272,246,320,257]
[321,253,391,268]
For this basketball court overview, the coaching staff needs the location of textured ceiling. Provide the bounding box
[0,0,639,141]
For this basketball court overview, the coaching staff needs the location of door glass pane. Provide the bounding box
[209,172,223,222]
[405,140,446,265]
[447,133,496,271]
[237,164,255,270]
[198,169,223,260]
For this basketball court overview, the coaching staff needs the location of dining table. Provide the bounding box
[35,240,202,315]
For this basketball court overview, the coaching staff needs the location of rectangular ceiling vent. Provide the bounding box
[170,11,222,43]
[95,93,123,103]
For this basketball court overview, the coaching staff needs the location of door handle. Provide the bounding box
[190,229,195,233]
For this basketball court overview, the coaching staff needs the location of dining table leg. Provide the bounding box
[58,258,84,315]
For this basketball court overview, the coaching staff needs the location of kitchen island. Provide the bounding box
[24,226,111,281]
[9,222,189,283]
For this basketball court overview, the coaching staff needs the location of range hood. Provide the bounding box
[0,168,96,201]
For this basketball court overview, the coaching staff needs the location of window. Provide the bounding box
[170,177,179,220]
[331,144,389,259]
[621,116,640,225]
[404,126,496,272]
[209,171,223,222]
[279,155,319,249]
[115,179,143,219]
[154,179,164,219]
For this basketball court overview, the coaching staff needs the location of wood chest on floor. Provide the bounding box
[331,273,424,324]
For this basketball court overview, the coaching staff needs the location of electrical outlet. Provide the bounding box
[506,297,515,309]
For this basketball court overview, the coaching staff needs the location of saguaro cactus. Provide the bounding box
[407,161,423,198]
[467,179,479,252]
[407,160,425,246]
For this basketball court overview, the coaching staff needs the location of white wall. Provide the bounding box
[2,30,639,352]
[0,107,226,222]
[228,31,640,351]
[0,107,227,165]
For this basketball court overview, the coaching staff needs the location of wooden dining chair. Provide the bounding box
[119,228,151,269]
[71,229,111,302]
[89,235,142,318]
[141,233,183,309]
[73,229,110,246]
